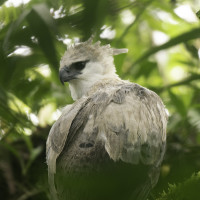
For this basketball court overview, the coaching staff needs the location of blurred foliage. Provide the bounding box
[0,0,200,199]
[156,172,200,200]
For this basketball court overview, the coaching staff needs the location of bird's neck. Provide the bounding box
[69,73,120,100]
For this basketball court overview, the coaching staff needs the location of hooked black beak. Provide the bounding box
[59,66,80,85]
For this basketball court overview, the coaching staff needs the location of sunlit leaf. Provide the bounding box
[126,27,200,74]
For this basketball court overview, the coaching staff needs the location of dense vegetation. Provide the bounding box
[0,0,200,199]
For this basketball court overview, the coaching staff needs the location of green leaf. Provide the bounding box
[0,5,22,25]
[196,10,200,19]
[23,145,43,175]
[156,172,200,200]
[27,4,59,73]
[184,43,199,60]
[81,0,110,38]
[0,0,7,6]
[152,74,200,92]
[168,90,187,117]
[125,27,200,74]
[3,9,31,52]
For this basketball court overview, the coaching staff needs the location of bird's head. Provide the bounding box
[59,37,128,100]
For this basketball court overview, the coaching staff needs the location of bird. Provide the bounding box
[46,37,168,200]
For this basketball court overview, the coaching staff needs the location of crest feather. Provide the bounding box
[61,36,128,68]
[85,35,94,44]
[80,36,128,56]
[112,48,128,55]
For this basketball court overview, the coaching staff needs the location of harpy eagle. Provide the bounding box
[46,38,168,200]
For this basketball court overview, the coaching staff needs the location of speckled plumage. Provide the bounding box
[46,39,168,200]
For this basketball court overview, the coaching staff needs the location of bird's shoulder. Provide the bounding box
[83,79,168,165]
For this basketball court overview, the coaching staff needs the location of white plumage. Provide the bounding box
[46,38,168,200]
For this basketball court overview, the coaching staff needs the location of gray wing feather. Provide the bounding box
[46,98,88,199]
[97,83,167,166]
[46,105,73,200]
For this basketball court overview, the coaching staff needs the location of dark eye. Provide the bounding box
[73,60,89,71]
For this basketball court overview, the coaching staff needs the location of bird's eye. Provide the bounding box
[73,60,89,71]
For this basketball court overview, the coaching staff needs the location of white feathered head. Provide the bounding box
[59,37,128,84]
